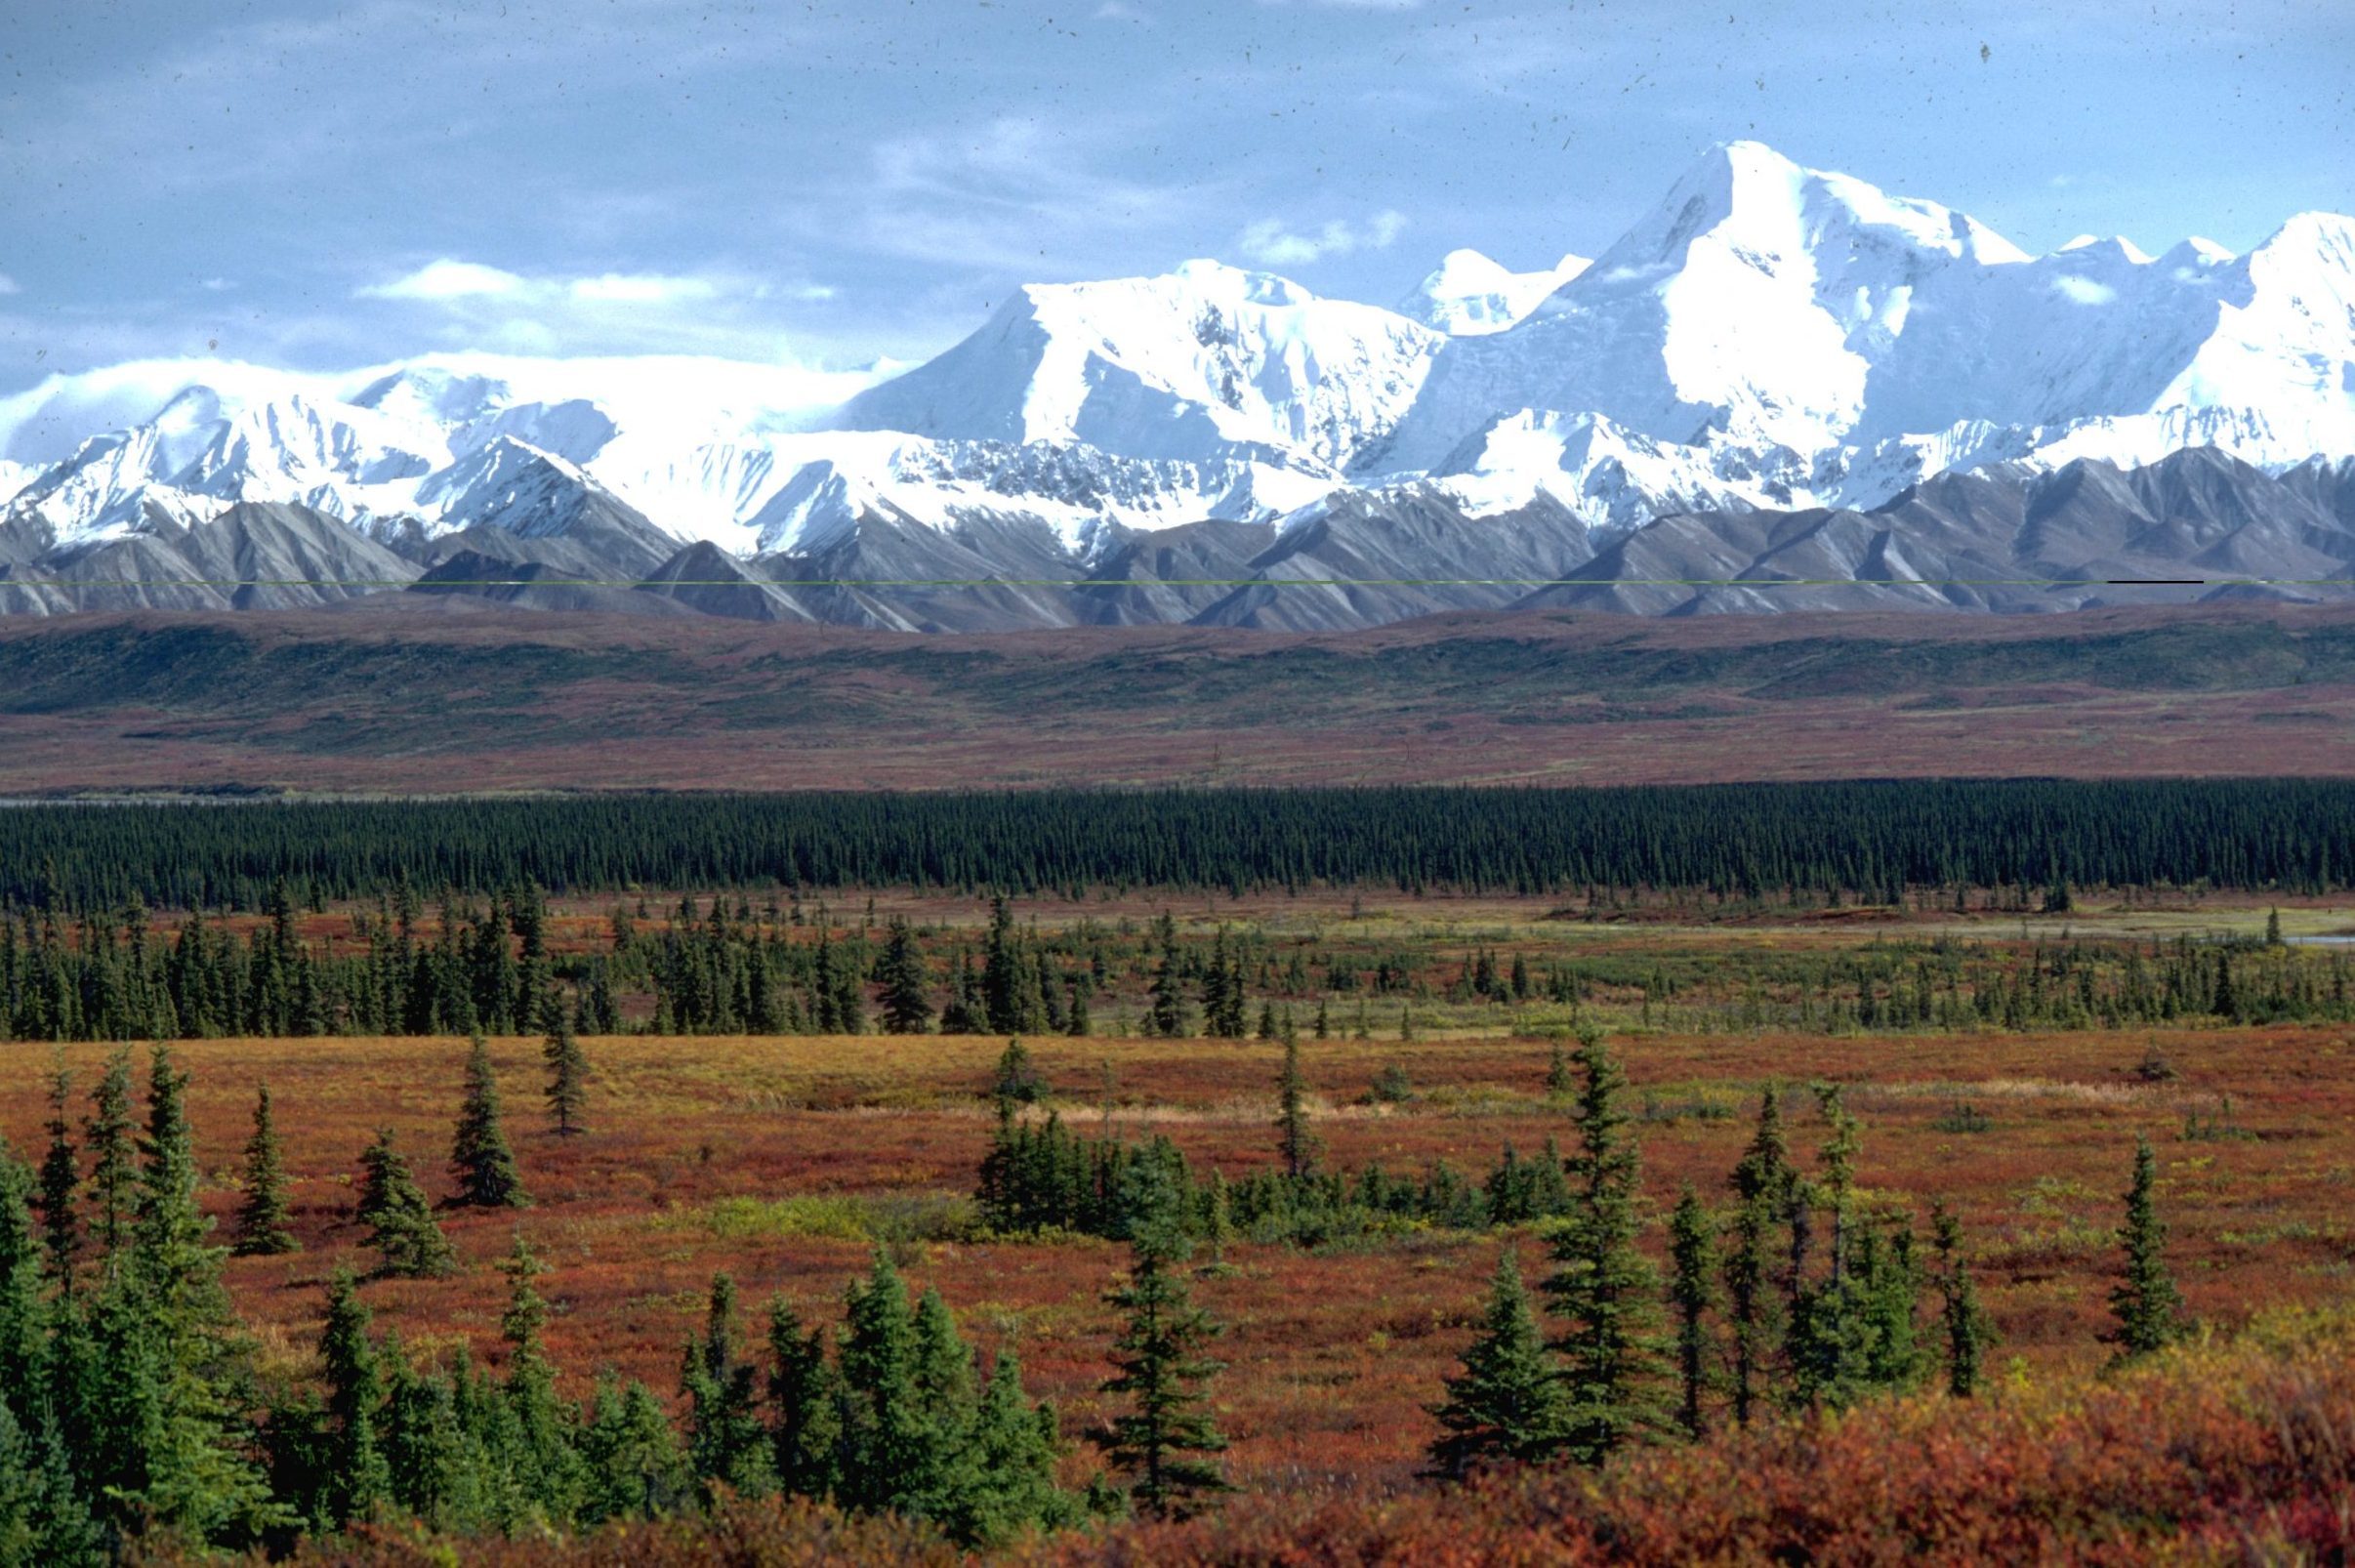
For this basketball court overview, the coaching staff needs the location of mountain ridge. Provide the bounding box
[4,139,2352,628]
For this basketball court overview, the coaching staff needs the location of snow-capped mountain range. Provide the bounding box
[4,140,2353,626]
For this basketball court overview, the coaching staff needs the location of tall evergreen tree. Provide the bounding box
[1667,1184,1717,1439]
[579,1372,689,1524]
[1931,1202,1991,1397]
[1095,1158,1227,1517]
[982,898,1031,1036]
[355,1131,453,1280]
[960,1347,1077,1546]
[1722,1088,1792,1426]
[1274,1028,1319,1182]
[317,1267,392,1525]
[35,1058,78,1284]
[682,1273,774,1501]
[876,919,935,1035]
[1543,1027,1667,1465]
[939,951,983,1036]
[906,1287,983,1522]
[378,1336,478,1531]
[451,1034,529,1209]
[92,1046,282,1545]
[496,1235,587,1523]
[1146,917,1188,1039]
[1425,1250,1566,1477]
[835,1249,929,1517]
[991,1038,1047,1105]
[542,1018,589,1137]
[84,1049,138,1259]
[231,1083,297,1258]
[765,1297,842,1499]
[2107,1134,2186,1363]
[0,1142,94,1566]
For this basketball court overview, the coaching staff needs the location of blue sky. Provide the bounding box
[1,0,2349,403]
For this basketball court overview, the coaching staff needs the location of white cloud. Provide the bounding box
[566,272,722,305]
[859,115,1214,273]
[358,259,528,300]
[1235,209,1408,267]
[2052,275,2119,306]
[0,273,20,296]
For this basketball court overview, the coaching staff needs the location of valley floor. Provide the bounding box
[1,600,2354,792]
[11,938,2349,1498]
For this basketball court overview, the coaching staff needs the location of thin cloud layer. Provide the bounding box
[1237,211,1409,267]
[0,0,2348,389]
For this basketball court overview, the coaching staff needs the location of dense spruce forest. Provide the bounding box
[4,778,2355,910]
[6,883,2353,1047]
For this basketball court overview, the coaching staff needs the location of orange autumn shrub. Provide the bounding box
[224,1313,2355,1566]
[1039,1313,2355,1566]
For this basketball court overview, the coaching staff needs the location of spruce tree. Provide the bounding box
[1425,1250,1565,1477]
[1543,1026,1668,1465]
[580,1373,689,1524]
[1931,1202,1992,1397]
[907,1287,983,1523]
[682,1272,774,1501]
[231,1083,297,1257]
[992,1038,1047,1104]
[2107,1134,2186,1363]
[317,1267,392,1525]
[84,1048,138,1259]
[836,1249,928,1515]
[877,919,935,1035]
[451,1034,529,1209]
[96,1045,282,1544]
[0,1141,55,1450]
[496,1235,587,1523]
[379,1337,479,1530]
[542,1018,589,1137]
[35,1059,78,1284]
[1722,1087,1791,1425]
[1274,1028,1319,1182]
[1667,1184,1717,1439]
[0,1140,96,1567]
[1545,1034,1571,1096]
[1095,1158,1227,1518]
[765,1297,842,1498]
[356,1131,453,1279]
[982,898,1029,1035]
[961,1347,1077,1545]
[939,952,983,1036]
[1146,917,1188,1038]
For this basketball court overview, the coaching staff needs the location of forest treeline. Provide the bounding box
[6,883,2353,1046]
[4,778,2355,909]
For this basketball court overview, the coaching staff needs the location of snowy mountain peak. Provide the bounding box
[1636,140,2032,269]
[835,259,1443,473]
[2057,234,2154,264]
[1164,257,1310,306]
[349,365,516,427]
[1403,248,1591,336]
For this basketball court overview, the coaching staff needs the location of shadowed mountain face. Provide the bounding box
[1520,449,2355,617]
[2,503,420,614]
[0,448,2348,629]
